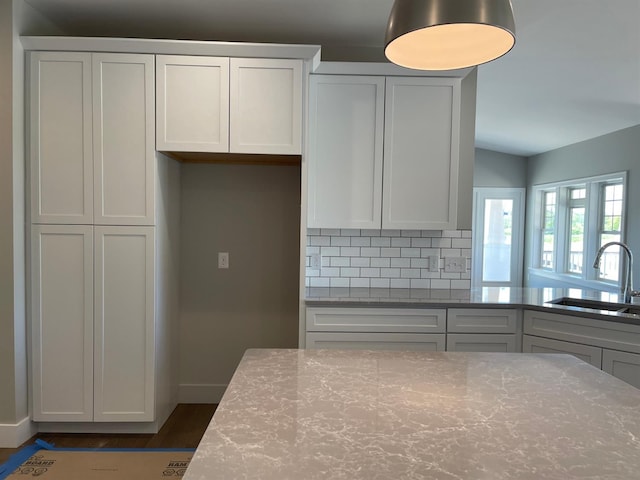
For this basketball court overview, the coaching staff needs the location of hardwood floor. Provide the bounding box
[0,404,217,465]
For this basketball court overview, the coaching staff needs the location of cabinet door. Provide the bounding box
[94,226,155,421]
[30,52,93,224]
[602,349,640,389]
[306,307,446,333]
[306,332,446,351]
[307,75,385,228]
[522,335,602,368]
[447,308,518,333]
[447,334,517,352]
[229,58,302,154]
[156,55,230,152]
[93,54,155,226]
[31,225,94,421]
[382,77,461,230]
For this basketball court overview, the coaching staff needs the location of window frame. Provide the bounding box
[530,172,627,289]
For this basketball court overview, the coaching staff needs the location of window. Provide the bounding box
[532,172,627,287]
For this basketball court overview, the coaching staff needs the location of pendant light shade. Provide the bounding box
[385,0,516,70]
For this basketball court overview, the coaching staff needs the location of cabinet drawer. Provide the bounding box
[523,310,640,354]
[602,349,640,390]
[447,308,517,333]
[306,332,445,351]
[306,307,446,333]
[447,334,517,352]
[522,335,602,368]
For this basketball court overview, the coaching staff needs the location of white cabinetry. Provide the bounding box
[156,55,302,155]
[30,52,155,226]
[305,307,446,351]
[307,75,384,229]
[31,225,156,422]
[307,74,462,230]
[446,308,518,352]
[523,309,640,388]
[29,51,178,428]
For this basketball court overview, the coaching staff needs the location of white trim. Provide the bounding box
[36,421,162,434]
[20,36,321,68]
[178,384,227,404]
[0,417,37,448]
[313,61,474,78]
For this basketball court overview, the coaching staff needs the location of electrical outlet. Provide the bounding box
[310,253,321,271]
[428,255,440,272]
[218,252,229,269]
[444,256,466,273]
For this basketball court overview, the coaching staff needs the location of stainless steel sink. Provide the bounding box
[547,297,640,318]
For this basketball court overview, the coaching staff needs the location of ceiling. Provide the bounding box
[24,0,640,157]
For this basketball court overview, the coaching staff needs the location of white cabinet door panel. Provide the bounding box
[230,58,302,154]
[307,75,384,229]
[447,308,518,333]
[602,349,640,390]
[523,335,602,368]
[31,225,94,421]
[306,332,446,351]
[93,54,155,225]
[382,77,460,230]
[156,55,230,152]
[94,226,155,421]
[306,307,446,333]
[447,334,517,352]
[30,52,93,224]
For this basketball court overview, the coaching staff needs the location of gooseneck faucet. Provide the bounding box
[593,241,639,303]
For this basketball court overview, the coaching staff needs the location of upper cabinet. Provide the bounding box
[308,72,472,230]
[30,52,156,226]
[156,55,303,155]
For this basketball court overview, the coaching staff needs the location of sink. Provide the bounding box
[549,297,627,312]
[549,297,640,317]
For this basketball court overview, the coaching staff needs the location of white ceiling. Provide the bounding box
[24,0,640,157]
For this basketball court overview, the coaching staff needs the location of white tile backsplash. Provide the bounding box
[305,229,472,288]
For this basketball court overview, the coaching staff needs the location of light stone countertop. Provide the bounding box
[184,349,640,480]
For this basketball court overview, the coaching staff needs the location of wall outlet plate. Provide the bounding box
[428,255,440,272]
[218,252,229,269]
[444,256,466,273]
[310,253,321,271]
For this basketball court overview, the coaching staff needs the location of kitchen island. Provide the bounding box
[184,349,640,479]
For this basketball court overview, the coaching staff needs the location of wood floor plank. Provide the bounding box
[0,404,217,466]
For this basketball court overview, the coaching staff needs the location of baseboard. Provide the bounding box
[37,421,163,434]
[0,416,37,448]
[178,384,227,404]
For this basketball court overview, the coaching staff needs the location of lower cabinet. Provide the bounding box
[448,334,517,353]
[602,349,640,389]
[306,332,445,351]
[522,334,602,368]
[31,224,157,422]
[523,309,640,389]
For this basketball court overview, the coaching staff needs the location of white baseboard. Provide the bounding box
[0,416,37,448]
[178,384,227,404]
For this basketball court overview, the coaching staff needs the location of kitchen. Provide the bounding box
[1,0,640,476]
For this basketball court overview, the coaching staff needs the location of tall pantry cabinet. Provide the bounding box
[29,51,179,428]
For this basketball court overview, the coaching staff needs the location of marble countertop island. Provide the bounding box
[184,349,640,479]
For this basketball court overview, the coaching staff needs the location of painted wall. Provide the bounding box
[0,0,63,442]
[178,163,301,402]
[525,124,640,287]
[473,148,527,188]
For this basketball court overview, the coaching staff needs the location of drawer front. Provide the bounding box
[602,349,640,390]
[306,307,446,333]
[447,334,517,352]
[523,310,640,354]
[306,332,446,351]
[447,308,518,333]
[522,334,602,368]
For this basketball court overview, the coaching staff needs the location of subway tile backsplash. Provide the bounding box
[306,229,472,289]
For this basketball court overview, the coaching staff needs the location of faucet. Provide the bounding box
[593,241,639,303]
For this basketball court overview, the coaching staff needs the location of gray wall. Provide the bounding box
[473,148,527,188]
[0,0,63,428]
[525,124,640,286]
[179,163,301,401]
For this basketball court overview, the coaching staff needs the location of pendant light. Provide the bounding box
[385,0,516,70]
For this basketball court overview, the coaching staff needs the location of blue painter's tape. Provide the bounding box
[0,442,44,480]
